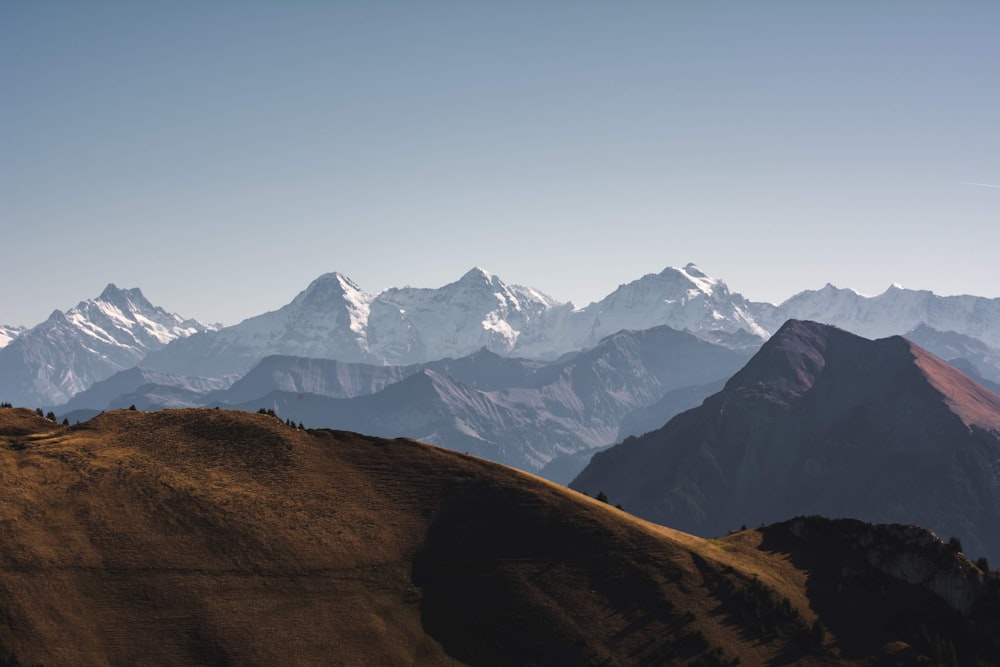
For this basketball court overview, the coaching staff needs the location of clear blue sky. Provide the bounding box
[2,1,998,327]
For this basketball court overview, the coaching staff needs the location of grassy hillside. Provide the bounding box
[0,406,996,666]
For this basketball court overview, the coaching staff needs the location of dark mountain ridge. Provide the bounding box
[573,319,1000,563]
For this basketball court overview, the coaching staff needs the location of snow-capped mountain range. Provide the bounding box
[0,285,217,407]
[140,268,566,377]
[7,263,1000,408]
[139,263,770,378]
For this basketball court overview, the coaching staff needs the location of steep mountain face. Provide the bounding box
[761,283,1000,349]
[220,326,751,474]
[0,285,215,407]
[3,406,1000,666]
[0,325,25,349]
[573,320,1000,563]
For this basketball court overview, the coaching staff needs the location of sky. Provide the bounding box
[2,1,998,328]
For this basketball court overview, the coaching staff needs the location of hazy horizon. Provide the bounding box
[3,1,998,327]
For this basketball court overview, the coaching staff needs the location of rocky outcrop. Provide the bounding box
[787,517,984,616]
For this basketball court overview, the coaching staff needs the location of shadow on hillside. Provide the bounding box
[410,481,733,665]
[689,552,819,666]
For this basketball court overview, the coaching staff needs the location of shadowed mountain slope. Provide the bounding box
[3,407,1000,665]
[573,320,1000,564]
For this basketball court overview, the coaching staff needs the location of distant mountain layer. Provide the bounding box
[0,285,216,406]
[61,367,231,413]
[82,326,751,475]
[573,319,1000,564]
[2,406,999,666]
[764,283,1000,349]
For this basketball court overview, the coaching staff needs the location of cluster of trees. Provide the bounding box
[256,407,305,430]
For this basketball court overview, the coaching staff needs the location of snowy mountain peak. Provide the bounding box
[682,262,707,278]
[668,263,724,296]
[293,272,373,310]
[94,284,158,319]
[458,266,500,287]
[542,263,771,351]
[99,282,122,300]
[98,282,138,301]
[0,286,216,406]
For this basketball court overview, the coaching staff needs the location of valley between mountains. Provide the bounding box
[4,264,1000,664]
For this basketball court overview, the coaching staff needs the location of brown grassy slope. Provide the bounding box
[0,406,982,666]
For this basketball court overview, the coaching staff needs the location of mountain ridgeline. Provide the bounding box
[9,264,1000,409]
[2,406,999,666]
[572,320,1000,564]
